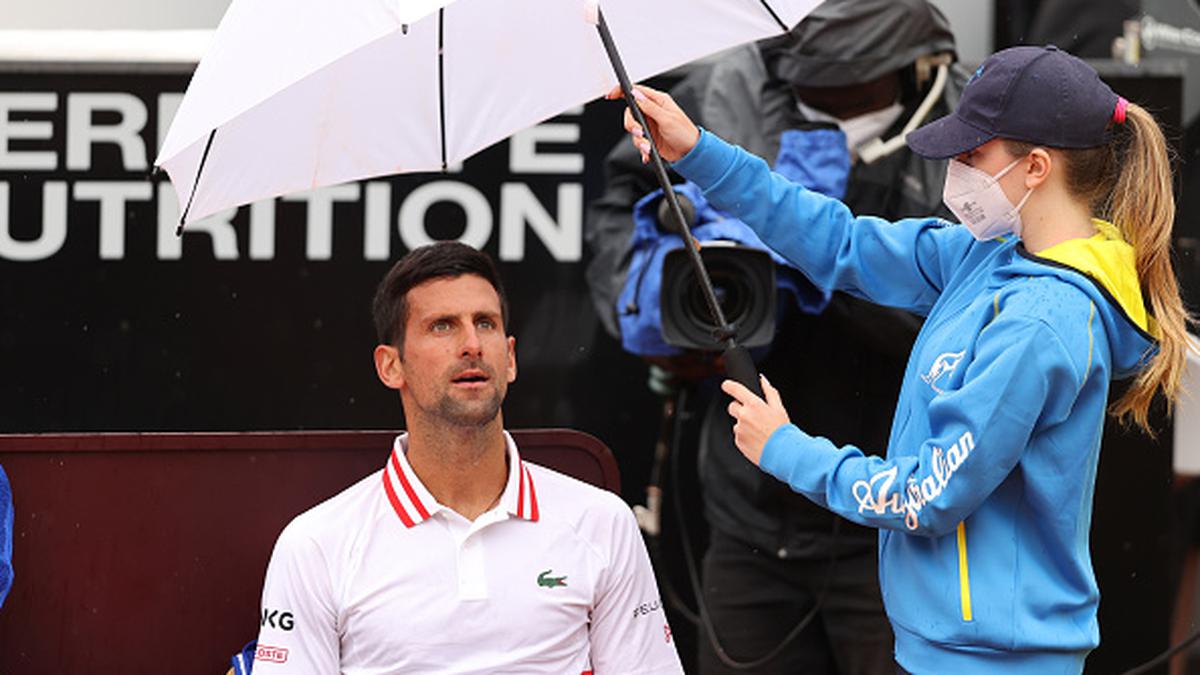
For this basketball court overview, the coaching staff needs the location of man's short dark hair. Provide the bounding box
[372,242,510,352]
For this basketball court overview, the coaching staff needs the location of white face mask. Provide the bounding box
[795,99,904,155]
[942,157,1034,241]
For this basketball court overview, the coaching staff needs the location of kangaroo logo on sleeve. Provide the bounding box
[921,350,965,394]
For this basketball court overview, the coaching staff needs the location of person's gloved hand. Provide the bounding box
[606,84,700,163]
[721,375,791,466]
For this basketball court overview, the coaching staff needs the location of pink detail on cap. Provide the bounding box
[1114,97,1128,125]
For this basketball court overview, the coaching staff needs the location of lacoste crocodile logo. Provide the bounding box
[537,569,568,588]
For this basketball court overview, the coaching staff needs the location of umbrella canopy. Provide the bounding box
[157,0,820,226]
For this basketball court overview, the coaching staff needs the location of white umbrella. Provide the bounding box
[156,0,820,226]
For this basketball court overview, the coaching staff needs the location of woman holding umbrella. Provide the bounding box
[615,45,1191,673]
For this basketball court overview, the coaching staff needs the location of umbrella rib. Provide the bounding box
[438,8,447,172]
[755,0,789,32]
[177,128,217,236]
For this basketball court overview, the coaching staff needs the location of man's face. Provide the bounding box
[793,71,902,120]
[385,274,516,428]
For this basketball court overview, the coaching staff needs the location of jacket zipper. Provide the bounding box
[956,520,974,621]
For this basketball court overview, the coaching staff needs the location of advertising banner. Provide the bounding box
[0,63,660,481]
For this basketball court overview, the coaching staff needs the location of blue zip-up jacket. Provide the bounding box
[673,130,1159,674]
[0,463,11,609]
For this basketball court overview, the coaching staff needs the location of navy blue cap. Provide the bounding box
[907,45,1121,159]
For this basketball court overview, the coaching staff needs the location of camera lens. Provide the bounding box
[660,245,776,350]
[688,270,749,328]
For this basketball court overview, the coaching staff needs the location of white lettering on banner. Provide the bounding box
[2,180,585,262]
[0,181,68,261]
[399,180,493,251]
[510,123,585,174]
[249,200,276,261]
[363,181,391,261]
[1,91,585,262]
[0,93,58,171]
[156,93,184,155]
[282,184,362,261]
[66,93,149,172]
[850,431,976,531]
[499,183,582,262]
[2,178,585,262]
[157,183,239,260]
[74,181,153,259]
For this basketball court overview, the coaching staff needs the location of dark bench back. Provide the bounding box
[0,429,619,675]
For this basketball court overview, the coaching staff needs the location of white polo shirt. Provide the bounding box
[254,431,683,674]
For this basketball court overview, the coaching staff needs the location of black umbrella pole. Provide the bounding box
[594,11,762,397]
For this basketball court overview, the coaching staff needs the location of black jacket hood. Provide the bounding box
[760,0,956,87]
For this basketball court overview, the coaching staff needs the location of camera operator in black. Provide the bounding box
[584,2,966,673]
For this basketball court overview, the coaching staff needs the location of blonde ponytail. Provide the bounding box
[1103,103,1194,433]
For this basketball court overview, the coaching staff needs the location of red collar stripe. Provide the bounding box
[381,472,415,528]
[520,462,540,522]
[516,462,527,519]
[528,461,542,521]
[390,451,432,520]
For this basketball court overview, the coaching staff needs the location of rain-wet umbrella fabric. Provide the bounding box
[157,0,822,226]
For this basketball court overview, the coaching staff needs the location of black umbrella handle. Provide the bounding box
[723,344,764,397]
[593,10,763,398]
